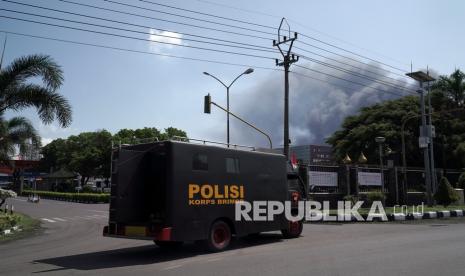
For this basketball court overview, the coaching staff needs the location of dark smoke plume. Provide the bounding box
[229,59,412,148]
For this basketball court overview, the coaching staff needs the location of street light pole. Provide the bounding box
[204,94,272,149]
[427,84,437,193]
[406,71,436,207]
[375,137,386,204]
[203,68,254,147]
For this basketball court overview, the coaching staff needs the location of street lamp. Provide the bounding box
[204,94,272,149]
[375,136,386,203]
[203,68,254,146]
[406,70,436,206]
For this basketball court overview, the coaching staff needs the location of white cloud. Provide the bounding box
[148,29,183,53]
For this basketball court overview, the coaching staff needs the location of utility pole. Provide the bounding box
[0,34,7,70]
[273,18,298,159]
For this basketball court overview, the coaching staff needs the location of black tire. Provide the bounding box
[154,240,184,248]
[203,220,232,252]
[281,220,303,238]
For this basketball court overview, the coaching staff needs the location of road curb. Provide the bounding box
[308,209,465,223]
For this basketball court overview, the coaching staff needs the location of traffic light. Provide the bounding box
[204,94,211,114]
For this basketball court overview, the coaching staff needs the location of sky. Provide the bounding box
[1,0,464,148]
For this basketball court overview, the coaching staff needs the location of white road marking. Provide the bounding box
[87,210,108,213]
[52,217,67,222]
[205,257,223,263]
[162,264,182,270]
[41,218,56,223]
[91,214,108,218]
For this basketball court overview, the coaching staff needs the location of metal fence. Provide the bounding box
[304,163,463,205]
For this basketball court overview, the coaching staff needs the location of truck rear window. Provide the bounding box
[193,153,208,171]
[226,157,240,174]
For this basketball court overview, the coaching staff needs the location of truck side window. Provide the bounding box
[226,158,240,174]
[193,153,208,171]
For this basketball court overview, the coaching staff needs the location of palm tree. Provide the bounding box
[432,69,465,108]
[0,54,72,127]
[0,116,40,162]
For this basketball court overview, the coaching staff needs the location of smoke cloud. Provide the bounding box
[230,59,413,148]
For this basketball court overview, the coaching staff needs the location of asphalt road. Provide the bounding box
[1,198,465,275]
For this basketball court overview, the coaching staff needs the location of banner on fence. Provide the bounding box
[358,171,382,186]
[308,171,338,187]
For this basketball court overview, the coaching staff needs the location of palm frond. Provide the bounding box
[0,54,63,92]
[0,84,72,127]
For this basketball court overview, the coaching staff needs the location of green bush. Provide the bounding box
[22,190,109,203]
[81,186,95,193]
[343,195,359,205]
[0,213,20,231]
[366,191,385,205]
[434,177,460,207]
[457,172,465,189]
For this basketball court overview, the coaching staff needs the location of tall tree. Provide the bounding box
[41,127,189,184]
[432,69,465,108]
[326,96,423,166]
[161,127,187,140]
[66,130,113,186]
[326,89,465,169]
[0,54,72,127]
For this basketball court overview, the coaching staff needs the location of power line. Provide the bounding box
[6,0,412,93]
[0,15,414,95]
[296,42,408,79]
[3,0,274,52]
[52,0,409,80]
[298,55,415,93]
[2,29,413,99]
[294,64,409,97]
[56,0,272,41]
[194,0,410,68]
[0,11,413,93]
[102,0,409,74]
[289,70,408,97]
[0,8,278,54]
[106,0,410,74]
[299,33,408,73]
[0,30,281,71]
[293,46,406,82]
[0,14,276,60]
[101,0,276,36]
[137,0,275,31]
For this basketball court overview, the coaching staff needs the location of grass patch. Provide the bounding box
[0,212,41,243]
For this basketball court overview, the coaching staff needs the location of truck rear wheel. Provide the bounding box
[204,220,232,252]
[281,220,303,238]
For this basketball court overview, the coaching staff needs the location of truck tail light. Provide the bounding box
[155,227,172,241]
[292,192,300,202]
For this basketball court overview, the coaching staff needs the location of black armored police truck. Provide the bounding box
[103,138,307,251]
